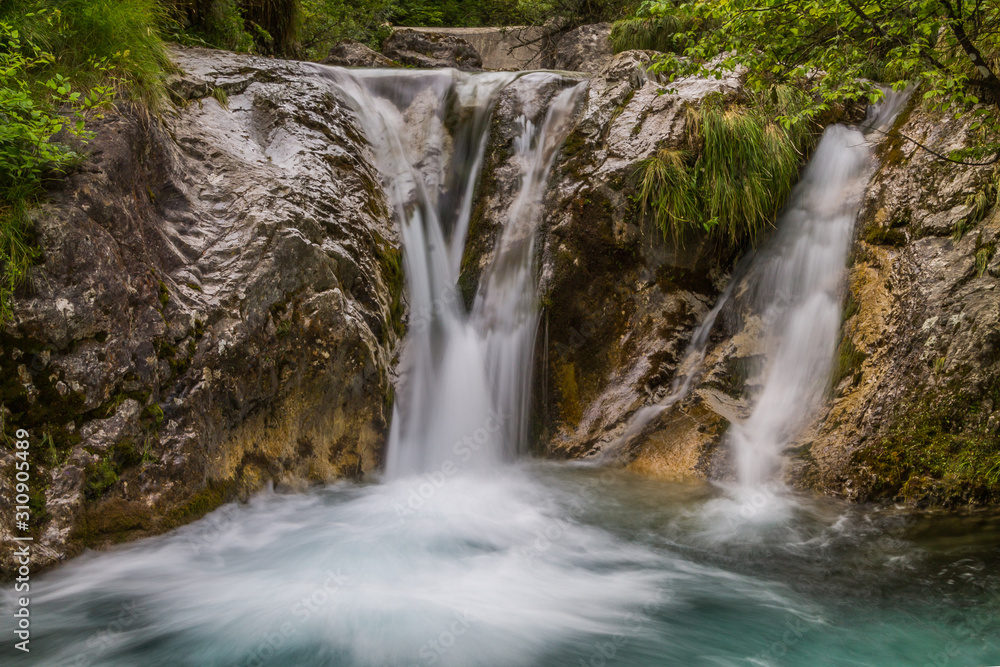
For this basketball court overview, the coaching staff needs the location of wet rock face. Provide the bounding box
[527,52,742,469]
[796,102,1000,506]
[0,46,401,573]
[544,23,614,74]
[323,39,397,68]
[382,29,484,70]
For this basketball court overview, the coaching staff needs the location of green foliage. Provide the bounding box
[637,88,814,249]
[298,0,394,57]
[11,0,171,107]
[964,170,999,227]
[242,0,299,53]
[165,0,256,51]
[637,148,697,246]
[0,11,118,321]
[85,456,120,499]
[386,0,632,30]
[610,2,704,53]
[975,235,996,278]
[211,86,229,108]
[165,0,299,54]
[623,0,1000,159]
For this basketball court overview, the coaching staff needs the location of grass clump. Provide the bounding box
[0,1,174,322]
[974,235,996,278]
[10,0,171,108]
[637,88,814,250]
[610,4,708,54]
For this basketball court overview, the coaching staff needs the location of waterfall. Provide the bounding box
[318,67,585,478]
[605,92,909,495]
[726,92,909,492]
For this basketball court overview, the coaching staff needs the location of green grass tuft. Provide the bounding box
[610,10,706,54]
[637,88,814,250]
[975,236,996,278]
[10,0,171,108]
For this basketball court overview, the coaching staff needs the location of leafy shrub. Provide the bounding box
[298,0,394,57]
[0,11,115,320]
[12,0,170,107]
[166,0,300,55]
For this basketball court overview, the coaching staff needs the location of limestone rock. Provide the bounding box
[383,29,483,70]
[0,46,402,574]
[544,23,614,73]
[322,39,397,68]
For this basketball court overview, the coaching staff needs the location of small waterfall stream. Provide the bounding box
[609,93,910,501]
[727,95,910,492]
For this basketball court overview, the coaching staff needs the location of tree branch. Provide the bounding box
[940,0,1000,109]
[844,0,885,37]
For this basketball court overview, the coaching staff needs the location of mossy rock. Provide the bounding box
[76,498,154,543]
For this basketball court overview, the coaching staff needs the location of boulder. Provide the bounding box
[322,39,397,68]
[544,23,614,73]
[382,29,483,70]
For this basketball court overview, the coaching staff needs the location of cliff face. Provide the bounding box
[4,40,996,577]
[0,47,402,573]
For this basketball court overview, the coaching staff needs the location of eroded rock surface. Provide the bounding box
[0,46,402,574]
[383,29,484,70]
[323,39,397,68]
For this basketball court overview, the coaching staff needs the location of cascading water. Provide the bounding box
[7,75,997,667]
[726,92,910,493]
[607,93,910,502]
[321,68,584,477]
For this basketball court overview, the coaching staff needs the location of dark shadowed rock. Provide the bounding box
[322,39,397,68]
[544,23,614,73]
[382,29,483,70]
[534,52,743,473]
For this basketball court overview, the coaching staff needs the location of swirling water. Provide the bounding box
[3,464,1000,665]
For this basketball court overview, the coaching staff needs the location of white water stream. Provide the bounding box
[609,92,910,504]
